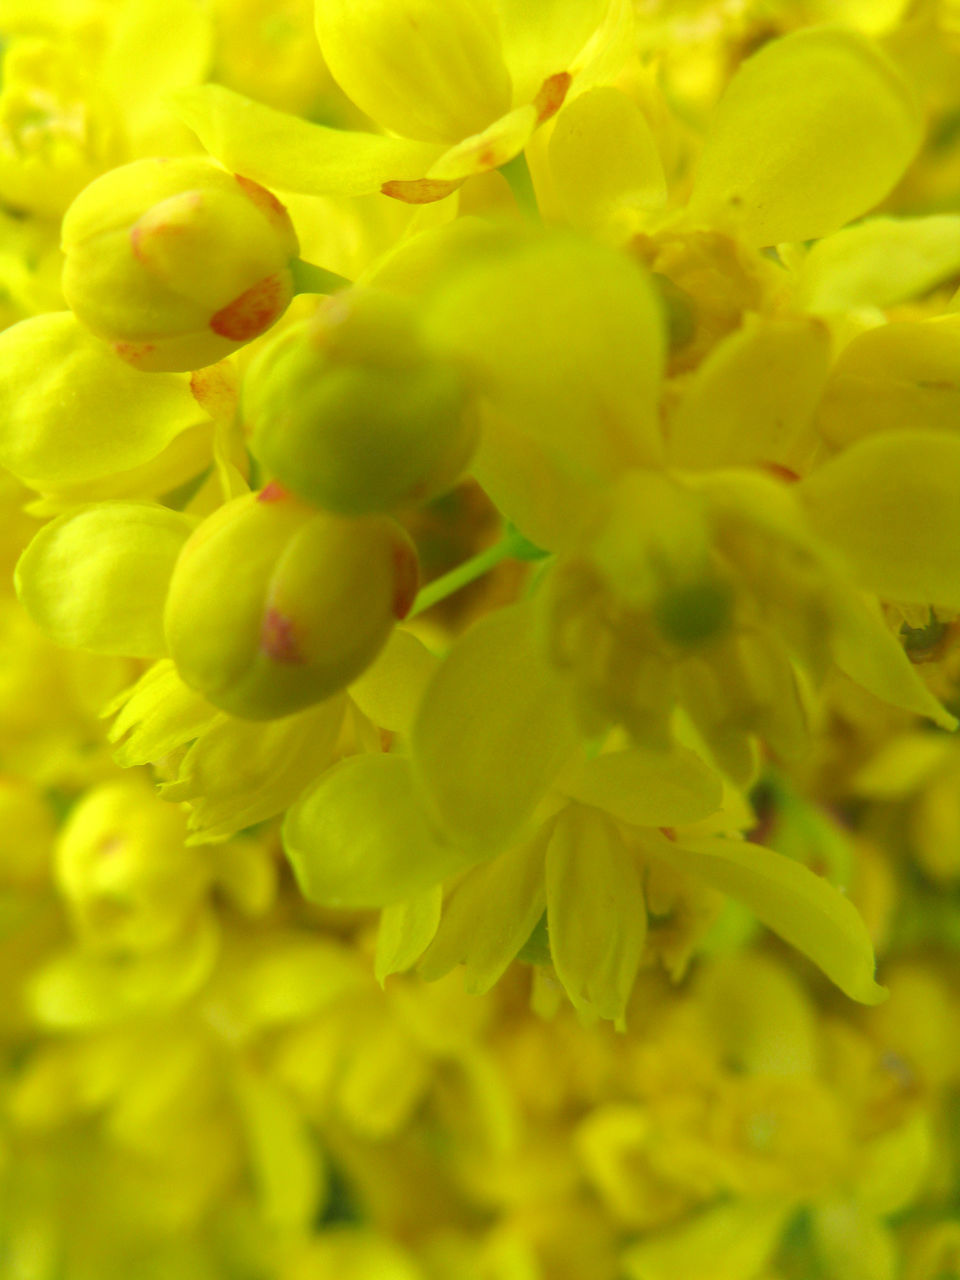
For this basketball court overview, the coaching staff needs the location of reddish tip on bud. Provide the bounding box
[391,538,420,619]
[761,461,801,484]
[260,607,304,663]
[257,480,289,503]
[234,173,290,225]
[210,272,290,342]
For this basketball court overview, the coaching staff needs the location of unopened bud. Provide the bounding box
[55,780,203,951]
[244,289,478,515]
[61,157,299,372]
[164,484,419,719]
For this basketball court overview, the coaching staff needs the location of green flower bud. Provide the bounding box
[164,484,419,720]
[243,289,478,515]
[61,157,299,372]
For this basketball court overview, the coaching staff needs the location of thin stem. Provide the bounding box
[290,258,352,295]
[500,151,541,223]
[410,527,549,617]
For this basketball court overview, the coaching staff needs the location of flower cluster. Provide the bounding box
[4,0,960,1276]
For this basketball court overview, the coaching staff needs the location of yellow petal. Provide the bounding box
[412,603,580,850]
[233,1066,325,1230]
[175,84,443,197]
[696,952,818,1076]
[419,826,549,992]
[798,215,960,313]
[106,660,217,767]
[29,915,219,1027]
[557,744,723,828]
[284,754,475,908]
[470,399,607,551]
[799,430,960,609]
[208,932,363,1034]
[493,0,610,103]
[622,1201,790,1280]
[424,230,664,546]
[0,313,206,493]
[163,696,345,842]
[829,590,956,730]
[811,1200,897,1280]
[208,839,277,920]
[100,0,212,148]
[856,1112,932,1216]
[668,315,831,471]
[426,103,537,182]
[816,317,960,450]
[643,831,886,1004]
[349,628,439,735]
[375,887,442,984]
[15,503,195,657]
[688,27,921,246]
[284,1236,422,1280]
[546,805,645,1023]
[315,0,511,144]
[548,85,666,235]
[852,733,950,800]
[335,1013,429,1139]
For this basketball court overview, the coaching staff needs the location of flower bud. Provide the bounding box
[164,484,419,719]
[55,780,205,952]
[61,157,299,372]
[244,289,478,515]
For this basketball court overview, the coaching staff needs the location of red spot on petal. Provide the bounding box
[130,222,147,263]
[381,177,463,204]
[659,827,678,842]
[534,72,572,124]
[98,835,124,859]
[257,480,288,503]
[234,173,290,227]
[391,540,420,620]
[190,362,239,420]
[210,272,290,342]
[261,607,303,663]
[477,148,496,169]
[760,462,800,484]
[114,340,156,367]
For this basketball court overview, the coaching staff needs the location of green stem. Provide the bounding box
[290,258,352,295]
[500,151,541,223]
[410,526,549,618]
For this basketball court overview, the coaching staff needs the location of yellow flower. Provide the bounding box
[175,0,631,203]
[542,469,953,778]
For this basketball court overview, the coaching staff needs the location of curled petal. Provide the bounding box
[643,831,886,1004]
